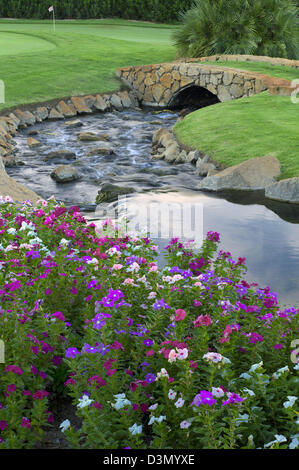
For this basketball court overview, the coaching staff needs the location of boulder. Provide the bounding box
[83,95,96,109]
[14,109,36,127]
[2,155,25,167]
[34,107,49,122]
[152,128,175,148]
[185,150,200,164]
[87,145,114,156]
[64,119,83,128]
[265,177,299,204]
[110,94,123,111]
[119,91,133,108]
[51,165,80,183]
[175,150,188,163]
[96,183,136,203]
[198,155,281,192]
[27,137,41,147]
[8,113,21,128]
[48,108,64,120]
[78,132,107,142]
[195,155,216,176]
[94,95,110,112]
[44,150,76,162]
[0,157,40,204]
[163,142,181,162]
[56,100,77,118]
[28,129,38,136]
[71,96,92,114]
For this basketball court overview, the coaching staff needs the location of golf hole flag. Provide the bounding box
[48,5,55,32]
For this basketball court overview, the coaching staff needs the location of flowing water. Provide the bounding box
[7,108,299,306]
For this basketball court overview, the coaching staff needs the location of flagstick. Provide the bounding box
[52,9,56,33]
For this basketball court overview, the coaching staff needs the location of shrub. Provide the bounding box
[173,0,299,59]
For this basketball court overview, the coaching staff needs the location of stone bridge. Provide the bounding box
[116,58,297,108]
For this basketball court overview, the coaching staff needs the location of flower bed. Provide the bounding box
[0,195,298,449]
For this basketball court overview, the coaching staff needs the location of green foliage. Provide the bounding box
[173,0,299,59]
[0,0,194,23]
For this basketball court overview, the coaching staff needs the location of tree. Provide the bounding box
[173,0,299,59]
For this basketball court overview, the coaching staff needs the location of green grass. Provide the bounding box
[0,19,177,111]
[201,61,299,82]
[0,31,56,55]
[174,92,299,179]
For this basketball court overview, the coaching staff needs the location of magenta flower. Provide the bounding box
[32,390,49,400]
[51,311,65,322]
[174,309,186,321]
[193,315,212,327]
[191,390,217,407]
[0,420,7,431]
[7,384,16,394]
[222,393,247,406]
[5,365,23,375]
[20,417,31,429]
[207,231,220,242]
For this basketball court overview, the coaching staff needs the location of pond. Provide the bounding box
[7,108,299,306]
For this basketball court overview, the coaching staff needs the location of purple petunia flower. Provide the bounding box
[144,373,156,384]
[153,299,171,311]
[191,390,217,407]
[65,347,80,358]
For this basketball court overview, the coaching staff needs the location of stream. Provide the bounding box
[6,108,299,306]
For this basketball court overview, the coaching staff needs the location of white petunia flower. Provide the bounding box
[249,361,263,372]
[174,398,185,408]
[283,396,298,408]
[239,373,251,380]
[180,420,191,429]
[273,365,289,379]
[235,414,249,426]
[289,434,299,449]
[168,389,177,400]
[60,419,71,433]
[148,403,158,411]
[264,434,287,448]
[128,423,142,435]
[77,394,94,409]
[212,387,225,398]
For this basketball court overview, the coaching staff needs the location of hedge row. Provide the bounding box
[0,0,193,23]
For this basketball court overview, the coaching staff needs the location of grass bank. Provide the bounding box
[0,19,177,111]
[200,60,299,82]
[174,92,299,180]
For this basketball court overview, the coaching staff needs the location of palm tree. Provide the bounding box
[173,0,298,59]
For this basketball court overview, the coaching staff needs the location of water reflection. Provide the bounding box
[107,191,299,306]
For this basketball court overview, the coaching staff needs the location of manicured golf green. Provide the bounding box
[0,31,56,55]
[174,92,299,180]
[0,19,177,111]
